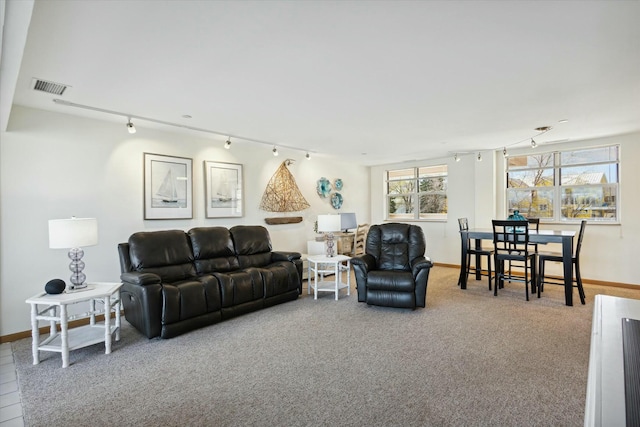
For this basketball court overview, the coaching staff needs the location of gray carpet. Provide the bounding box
[12,267,640,427]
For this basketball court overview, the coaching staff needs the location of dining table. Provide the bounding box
[459,228,577,306]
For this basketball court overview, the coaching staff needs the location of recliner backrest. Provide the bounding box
[127,230,196,282]
[188,227,239,275]
[366,223,425,271]
[230,225,273,268]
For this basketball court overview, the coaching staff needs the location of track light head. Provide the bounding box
[272,147,279,156]
[305,152,311,160]
[503,147,508,158]
[477,152,482,161]
[454,153,460,162]
[531,138,537,148]
[126,119,136,134]
[224,138,231,149]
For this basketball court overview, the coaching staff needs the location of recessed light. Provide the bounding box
[182,115,192,119]
[534,126,552,132]
[558,119,568,123]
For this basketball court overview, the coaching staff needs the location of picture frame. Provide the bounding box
[204,160,243,218]
[144,153,193,219]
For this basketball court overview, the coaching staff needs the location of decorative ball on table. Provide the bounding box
[45,279,66,294]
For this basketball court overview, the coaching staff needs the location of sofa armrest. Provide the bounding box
[272,251,301,262]
[120,271,161,286]
[351,254,376,302]
[410,256,433,277]
[351,254,376,272]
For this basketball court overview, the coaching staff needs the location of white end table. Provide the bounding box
[25,282,122,368]
[307,254,351,300]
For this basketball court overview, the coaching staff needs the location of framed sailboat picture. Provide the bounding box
[144,153,193,219]
[204,161,243,218]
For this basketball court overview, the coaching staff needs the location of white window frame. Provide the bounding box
[385,165,448,221]
[505,145,620,223]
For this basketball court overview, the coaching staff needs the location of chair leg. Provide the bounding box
[487,255,492,291]
[494,258,500,296]
[524,260,529,301]
[575,261,586,305]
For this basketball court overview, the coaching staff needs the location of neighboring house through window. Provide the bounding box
[506,145,619,222]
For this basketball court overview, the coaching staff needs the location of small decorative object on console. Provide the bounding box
[45,279,66,294]
[334,178,343,191]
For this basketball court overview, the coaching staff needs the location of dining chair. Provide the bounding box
[353,223,369,256]
[508,217,540,291]
[536,220,587,304]
[458,218,493,289]
[492,220,536,301]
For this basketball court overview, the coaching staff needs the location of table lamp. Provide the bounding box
[49,217,98,290]
[317,214,341,257]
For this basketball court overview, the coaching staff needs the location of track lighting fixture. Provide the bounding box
[531,138,537,148]
[224,138,231,149]
[306,152,311,160]
[272,147,279,156]
[477,152,482,161]
[126,118,136,134]
[503,147,508,158]
[454,153,460,162]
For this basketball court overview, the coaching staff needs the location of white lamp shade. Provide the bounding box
[317,214,341,233]
[49,218,98,249]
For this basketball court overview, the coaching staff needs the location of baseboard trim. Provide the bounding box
[434,262,640,289]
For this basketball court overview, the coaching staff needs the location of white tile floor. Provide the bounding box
[0,343,24,427]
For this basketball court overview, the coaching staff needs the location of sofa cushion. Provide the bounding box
[215,269,265,308]
[230,225,273,268]
[161,275,221,325]
[259,262,300,297]
[128,230,196,282]
[188,227,239,274]
[366,270,415,292]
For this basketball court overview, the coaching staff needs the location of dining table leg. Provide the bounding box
[458,232,469,289]
[562,236,573,306]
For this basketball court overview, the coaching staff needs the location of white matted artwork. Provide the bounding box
[204,160,243,218]
[144,153,193,219]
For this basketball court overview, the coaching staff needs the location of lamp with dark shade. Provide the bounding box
[48,217,98,290]
[339,212,357,232]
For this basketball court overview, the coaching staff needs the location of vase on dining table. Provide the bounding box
[507,209,527,232]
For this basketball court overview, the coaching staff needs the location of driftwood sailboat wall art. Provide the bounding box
[260,159,310,224]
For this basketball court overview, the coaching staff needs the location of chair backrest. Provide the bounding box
[491,220,530,254]
[575,220,587,257]
[458,218,469,231]
[527,218,540,232]
[365,223,425,271]
[353,223,369,256]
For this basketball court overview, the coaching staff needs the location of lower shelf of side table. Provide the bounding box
[38,323,119,353]
[313,280,349,293]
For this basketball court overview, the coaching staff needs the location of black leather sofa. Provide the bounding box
[118,225,302,339]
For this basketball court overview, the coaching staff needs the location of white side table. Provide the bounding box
[307,254,351,300]
[25,282,122,368]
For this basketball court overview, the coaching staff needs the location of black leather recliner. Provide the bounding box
[351,223,433,309]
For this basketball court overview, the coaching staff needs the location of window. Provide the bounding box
[506,146,619,222]
[386,165,448,220]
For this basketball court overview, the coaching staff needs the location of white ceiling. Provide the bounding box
[4,0,640,165]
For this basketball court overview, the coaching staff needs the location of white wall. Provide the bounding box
[370,132,640,286]
[0,106,370,335]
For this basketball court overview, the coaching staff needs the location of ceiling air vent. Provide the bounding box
[31,78,70,96]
